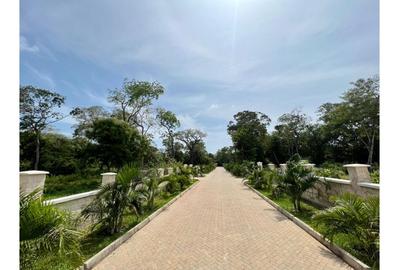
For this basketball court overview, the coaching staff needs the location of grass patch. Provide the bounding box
[33,180,197,270]
[43,174,101,200]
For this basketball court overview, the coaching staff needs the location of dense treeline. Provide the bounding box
[20,79,214,176]
[216,76,379,166]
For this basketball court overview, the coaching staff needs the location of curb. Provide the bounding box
[82,180,201,269]
[244,183,371,270]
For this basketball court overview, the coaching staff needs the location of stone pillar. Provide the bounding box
[344,164,371,188]
[256,162,263,170]
[303,163,315,170]
[280,164,287,173]
[101,172,117,186]
[157,168,165,177]
[167,167,173,175]
[267,163,276,170]
[20,170,49,196]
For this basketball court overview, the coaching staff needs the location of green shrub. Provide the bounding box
[20,190,83,269]
[163,175,182,193]
[370,170,379,183]
[247,169,276,191]
[224,161,255,177]
[201,163,216,174]
[313,194,379,269]
[315,162,348,179]
[273,154,318,212]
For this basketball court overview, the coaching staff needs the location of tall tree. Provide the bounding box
[85,118,144,170]
[70,106,110,137]
[20,86,65,169]
[274,109,309,157]
[227,111,271,162]
[108,79,164,136]
[175,129,207,165]
[319,76,379,164]
[156,108,180,159]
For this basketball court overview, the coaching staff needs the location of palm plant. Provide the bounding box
[20,190,82,269]
[81,165,142,235]
[247,168,275,191]
[274,154,318,212]
[312,193,379,269]
[135,169,170,210]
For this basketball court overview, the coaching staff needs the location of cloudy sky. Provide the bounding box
[20,0,379,153]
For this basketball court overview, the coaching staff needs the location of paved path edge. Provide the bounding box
[244,182,370,270]
[81,180,201,270]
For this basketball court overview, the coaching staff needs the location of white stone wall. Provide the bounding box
[302,164,379,208]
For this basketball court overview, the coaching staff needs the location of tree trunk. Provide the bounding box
[34,133,40,170]
[367,136,375,165]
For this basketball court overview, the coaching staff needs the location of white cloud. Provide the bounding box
[24,63,55,89]
[20,36,39,53]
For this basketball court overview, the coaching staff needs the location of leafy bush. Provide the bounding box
[247,169,276,191]
[20,190,82,269]
[224,161,255,177]
[274,154,318,212]
[163,175,181,193]
[315,162,348,179]
[201,163,216,174]
[81,165,142,235]
[370,170,379,183]
[313,194,379,269]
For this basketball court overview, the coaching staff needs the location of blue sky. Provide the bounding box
[20,0,379,153]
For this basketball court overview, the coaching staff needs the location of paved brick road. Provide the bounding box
[94,167,352,270]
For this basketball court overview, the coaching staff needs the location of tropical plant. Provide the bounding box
[274,154,318,212]
[247,169,276,192]
[134,169,170,210]
[312,194,379,269]
[81,165,141,235]
[20,190,82,269]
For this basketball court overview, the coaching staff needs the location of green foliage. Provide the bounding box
[247,169,276,191]
[315,162,348,179]
[227,110,270,162]
[70,106,110,137]
[313,194,379,269]
[200,163,216,174]
[224,161,255,177]
[274,154,318,212]
[370,169,379,184]
[163,174,192,194]
[156,108,180,159]
[20,190,82,269]
[175,129,208,165]
[85,118,145,169]
[20,85,66,169]
[215,146,235,166]
[319,76,379,164]
[134,169,170,210]
[274,109,309,157]
[81,165,141,235]
[43,174,101,199]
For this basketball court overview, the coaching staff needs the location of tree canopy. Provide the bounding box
[20,86,66,169]
[227,110,271,162]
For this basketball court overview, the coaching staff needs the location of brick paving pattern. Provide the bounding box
[94,167,352,270]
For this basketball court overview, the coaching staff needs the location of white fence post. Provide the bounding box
[20,170,49,196]
[101,172,117,186]
[267,163,276,170]
[344,164,371,188]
